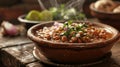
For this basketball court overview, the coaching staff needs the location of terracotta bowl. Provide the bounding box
[89,2,120,31]
[27,21,119,64]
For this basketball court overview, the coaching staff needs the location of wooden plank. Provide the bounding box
[0,50,25,67]
[26,62,46,67]
[1,41,120,67]
[26,59,120,67]
[111,40,120,66]
[1,43,37,65]
[92,58,120,67]
[0,36,32,48]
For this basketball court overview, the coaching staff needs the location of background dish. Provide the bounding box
[18,14,53,29]
[89,1,120,31]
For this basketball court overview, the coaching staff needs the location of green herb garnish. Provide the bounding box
[62,20,88,37]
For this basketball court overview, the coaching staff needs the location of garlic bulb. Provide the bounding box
[1,21,19,36]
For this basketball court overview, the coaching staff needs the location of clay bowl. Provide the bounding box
[27,21,119,64]
[89,2,120,31]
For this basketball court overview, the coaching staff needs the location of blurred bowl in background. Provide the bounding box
[18,14,39,29]
[18,14,41,23]
[82,0,97,18]
[18,14,54,29]
[89,1,120,31]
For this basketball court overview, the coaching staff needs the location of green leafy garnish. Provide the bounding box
[49,4,86,20]
[62,20,88,37]
[64,20,73,27]
[26,4,86,21]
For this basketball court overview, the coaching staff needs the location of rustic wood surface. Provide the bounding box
[0,19,120,67]
[0,35,120,67]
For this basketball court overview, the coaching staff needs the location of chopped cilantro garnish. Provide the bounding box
[62,20,88,37]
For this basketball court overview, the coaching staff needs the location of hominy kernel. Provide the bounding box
[61,36,68,42]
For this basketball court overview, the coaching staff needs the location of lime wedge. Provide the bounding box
[25,10,40,21]
[39,10,53,21]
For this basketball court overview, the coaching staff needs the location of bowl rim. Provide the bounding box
[18,14,54,24]
[90,2,120,15]
[27,21,120,49]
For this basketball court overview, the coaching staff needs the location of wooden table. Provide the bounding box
[0,20,120,67]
